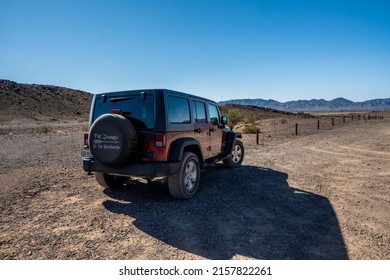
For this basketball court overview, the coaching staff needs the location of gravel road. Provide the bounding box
[1,118,389,259]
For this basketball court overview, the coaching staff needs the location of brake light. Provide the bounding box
[84,132,89,146]
[111,109,122,114]
[155,134,166,147]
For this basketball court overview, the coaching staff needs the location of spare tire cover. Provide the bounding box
[89,114,137,167]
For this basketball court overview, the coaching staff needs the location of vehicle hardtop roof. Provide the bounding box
[97,89,217,104]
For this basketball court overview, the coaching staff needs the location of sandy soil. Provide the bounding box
[0,117,389,260]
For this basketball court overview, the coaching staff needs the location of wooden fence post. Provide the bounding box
[317,119,320,130]
[343,116,346,123]
[256,129,259,145]
[295,123,298,136]
[332,117,335,126]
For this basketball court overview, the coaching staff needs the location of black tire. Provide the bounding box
[95,172,128,189]
[223,140,244,168]
[89,114,137,167]
[168,152,200,199]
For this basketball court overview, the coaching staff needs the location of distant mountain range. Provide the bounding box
[218,97,390,112]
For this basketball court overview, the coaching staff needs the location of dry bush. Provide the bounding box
[243,124,258,134]
[80,123,89,132]
[38,125,51,134]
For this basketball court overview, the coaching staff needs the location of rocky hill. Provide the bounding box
[0,80,92,121]
[219,103,301,119]
[219,97,390,112]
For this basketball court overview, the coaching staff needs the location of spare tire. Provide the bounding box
[89,114,137,167]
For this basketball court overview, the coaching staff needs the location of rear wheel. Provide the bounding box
[223,140,244,168]
[95,172,128,189]
[168,152,200,199]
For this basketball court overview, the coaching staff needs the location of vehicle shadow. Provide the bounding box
[102,165,348,260]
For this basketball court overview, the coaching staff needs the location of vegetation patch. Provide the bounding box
[80,123,89,132]
[242,124,259,134]
[38,124,51,134]
[0,117,8,125]
[226,108,242,127]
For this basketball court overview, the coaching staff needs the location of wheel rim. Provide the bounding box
[232,144,242,163]
[184,160,197,192]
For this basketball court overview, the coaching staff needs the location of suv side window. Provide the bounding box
[194,101,207,124]
[208,104,220,125]
[167,96,191,124]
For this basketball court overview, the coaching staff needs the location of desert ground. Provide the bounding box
[1,113,389,260]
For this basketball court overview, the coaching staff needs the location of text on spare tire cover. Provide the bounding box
[92,133,121,150]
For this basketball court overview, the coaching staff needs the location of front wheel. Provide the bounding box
[223,140,244,168]
[95,172,128,189]
[168,152,200,199]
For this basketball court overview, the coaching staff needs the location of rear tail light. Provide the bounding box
[84,132,89,146]
[154,134,166,147]
[111,109,122,114]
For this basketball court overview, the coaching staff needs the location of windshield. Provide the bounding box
[92,94,155,129]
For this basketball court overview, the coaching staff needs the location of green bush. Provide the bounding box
[226,109,242,127]
[245,114,259,124]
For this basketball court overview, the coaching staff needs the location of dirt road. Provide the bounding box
[0,118,389,259]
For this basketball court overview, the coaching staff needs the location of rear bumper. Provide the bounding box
[82,158,180,178]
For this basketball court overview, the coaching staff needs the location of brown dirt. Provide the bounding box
[1,114,389,260]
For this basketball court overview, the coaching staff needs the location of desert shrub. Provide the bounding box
[226,109,242,127]
[245,114,259,124]
[243,124,258,134]
[80,123,89,132]
[38,125,50,134]
[0,117,7,125]
[281,118,287,124]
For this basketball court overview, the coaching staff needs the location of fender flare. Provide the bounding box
[169,138,202,162]
[225,131,242,154]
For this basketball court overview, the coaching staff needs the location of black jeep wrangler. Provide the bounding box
[82,89,244,199]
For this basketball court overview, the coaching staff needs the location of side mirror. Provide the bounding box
[221,116,228,125]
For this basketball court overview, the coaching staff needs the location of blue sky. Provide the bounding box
[1,0,389,102]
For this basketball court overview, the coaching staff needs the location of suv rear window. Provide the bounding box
[93,94,155,129]
[167,96,191,124]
